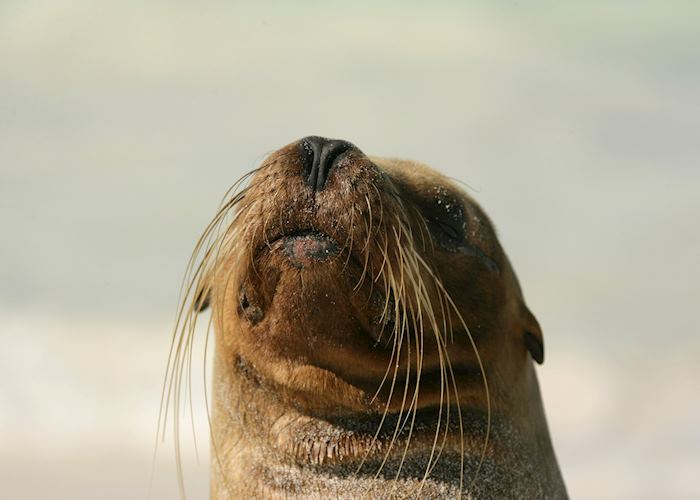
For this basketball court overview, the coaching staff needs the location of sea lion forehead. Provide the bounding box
[371,157,474,205]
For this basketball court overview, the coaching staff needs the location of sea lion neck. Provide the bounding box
[210,344,566,499]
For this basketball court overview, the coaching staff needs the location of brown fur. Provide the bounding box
[166,138,567,499]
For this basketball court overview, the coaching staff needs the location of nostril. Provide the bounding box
[317,142,350,189]
[299,136,355,191]
[300,139,315,174]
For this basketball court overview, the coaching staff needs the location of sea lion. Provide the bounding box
[165,136,568,499]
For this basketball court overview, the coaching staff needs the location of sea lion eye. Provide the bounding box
[428,218,463,242]
[423,189,466,247]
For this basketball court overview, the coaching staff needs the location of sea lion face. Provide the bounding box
[205,137,543,415]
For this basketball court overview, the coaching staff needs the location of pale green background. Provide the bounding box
[1,1,698,498]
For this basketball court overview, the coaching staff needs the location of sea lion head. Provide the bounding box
[194,136,543,417]
[165,136,568,499]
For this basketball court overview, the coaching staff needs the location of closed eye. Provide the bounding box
[426,216,500,273]
[428,218,463,242]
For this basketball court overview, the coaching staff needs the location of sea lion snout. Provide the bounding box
[299,135,358,191]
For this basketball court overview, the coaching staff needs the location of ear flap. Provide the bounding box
[194,286,211,313]
[521,304,544,364]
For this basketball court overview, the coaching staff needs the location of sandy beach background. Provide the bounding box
[1,2,698,498]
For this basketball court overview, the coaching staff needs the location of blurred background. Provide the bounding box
[1,1,698,499]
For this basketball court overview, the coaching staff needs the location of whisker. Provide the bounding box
[154,155,275,499]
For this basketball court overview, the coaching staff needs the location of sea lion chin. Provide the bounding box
[169,136,568,499]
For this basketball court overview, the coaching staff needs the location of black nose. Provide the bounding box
[299,136,354,191]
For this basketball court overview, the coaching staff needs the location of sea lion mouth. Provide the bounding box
[253,226,351,265]
[278,230,341,267]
